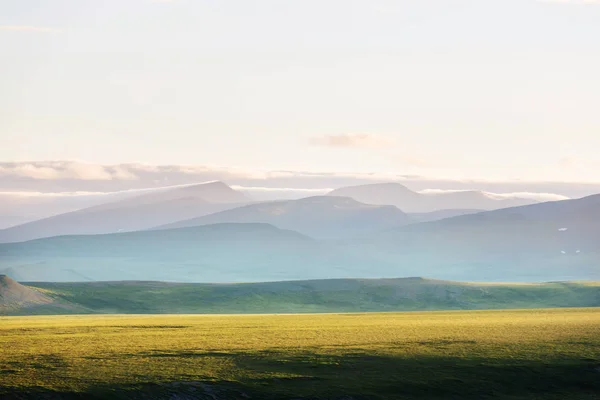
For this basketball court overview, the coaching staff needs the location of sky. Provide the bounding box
[1,0,599,186]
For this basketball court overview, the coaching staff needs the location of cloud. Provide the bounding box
[419,189,569,202]
[0,25,62,33]
[309,134,395,149]
[484,191,570,202]
[0,162,137,181]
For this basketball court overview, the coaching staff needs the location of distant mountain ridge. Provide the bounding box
[0,191,598,284]
[0,182,251,243]
[153,195,411,239]
[328,182,537,212]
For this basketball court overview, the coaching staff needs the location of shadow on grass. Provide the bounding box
[2,350,599,400]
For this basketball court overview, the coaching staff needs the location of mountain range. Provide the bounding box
[0,182,250,243]
[1,193,599,283]
[0,181,598,284]
[0,181,538,243]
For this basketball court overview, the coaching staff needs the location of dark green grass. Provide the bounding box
[16,278,600,315]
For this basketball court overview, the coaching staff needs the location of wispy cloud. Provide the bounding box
[419,189,569,202]
[0,162,137,181]
[309,134,395,149]
[0,25,62,33]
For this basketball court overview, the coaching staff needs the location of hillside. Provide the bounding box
[153,196,411,239]
[0,182,251,243]
[4,277,598,315]
[0,275,67,314]
[328,182,536,212]
[359,193,600,281]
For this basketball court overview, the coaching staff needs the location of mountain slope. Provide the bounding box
[328,183,537,212]
[360,194,600,281]
[0,182,251,243]
[153,196,411,239]
[5,277,599,315]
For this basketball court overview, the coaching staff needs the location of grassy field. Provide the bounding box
[1,308,600,399]
[7,278,600,315]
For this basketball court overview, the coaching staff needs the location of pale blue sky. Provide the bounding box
[1,0,599,182]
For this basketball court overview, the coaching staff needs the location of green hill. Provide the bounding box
[6,277,599,315]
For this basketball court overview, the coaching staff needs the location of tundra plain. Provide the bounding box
[1,309,600,399]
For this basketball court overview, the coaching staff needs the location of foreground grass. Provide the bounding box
[1,309,600,399]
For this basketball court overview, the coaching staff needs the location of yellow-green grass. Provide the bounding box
[2,309,600,399]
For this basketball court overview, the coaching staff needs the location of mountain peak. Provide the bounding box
[174,181,250,203]
[327,182,420,209]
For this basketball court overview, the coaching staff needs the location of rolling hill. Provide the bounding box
[328,182,537,212]
[3,277,599,315]
[0,182,251,243]
[0,274,57,314]
[153,196,411,239]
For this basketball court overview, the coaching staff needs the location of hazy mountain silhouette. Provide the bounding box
[0,182,251,243]
[328,183,537,212]
[360,194,600,281]
[1,195,598,284]
[153,196,411,239]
